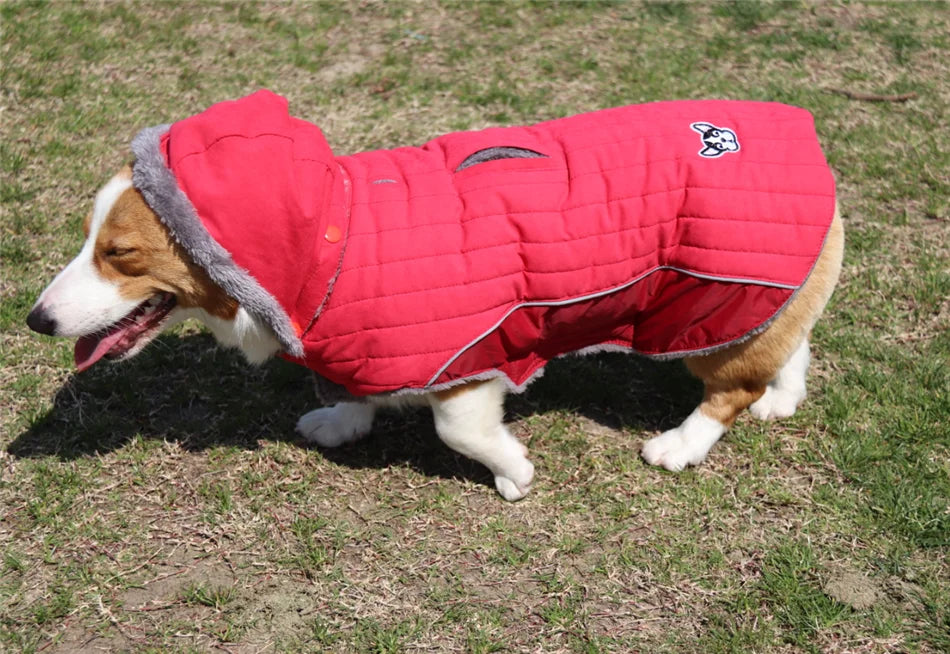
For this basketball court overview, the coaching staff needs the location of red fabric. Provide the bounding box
[157,91,835,395]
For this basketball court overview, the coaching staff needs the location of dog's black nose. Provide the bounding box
[26,305,57,335]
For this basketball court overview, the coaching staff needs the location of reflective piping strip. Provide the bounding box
[425,265,800,387]
[663,268,798,290]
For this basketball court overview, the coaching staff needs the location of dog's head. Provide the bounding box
[26,166,279,371]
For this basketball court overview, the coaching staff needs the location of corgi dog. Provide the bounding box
[27,95,843,501]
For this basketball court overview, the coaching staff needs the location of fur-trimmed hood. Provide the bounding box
[132,90,344,358]
[131,91,836,397]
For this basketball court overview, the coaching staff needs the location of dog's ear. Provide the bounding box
[691,122,715,134]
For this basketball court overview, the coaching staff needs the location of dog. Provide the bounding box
[27,91,843,501]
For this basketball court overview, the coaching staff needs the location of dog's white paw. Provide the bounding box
[494,458,535,502]
[641,429,703,472]
[749,386,804,421]
[641,410,726,472]
[296,403,375,448]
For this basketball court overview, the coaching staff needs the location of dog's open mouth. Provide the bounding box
[74,293,177,372]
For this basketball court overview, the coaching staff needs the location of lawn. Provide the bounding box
[1,2,948,652]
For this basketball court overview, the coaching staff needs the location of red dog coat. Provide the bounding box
[131,90,836,396]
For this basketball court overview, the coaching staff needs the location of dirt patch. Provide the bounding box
[242,584,323,635]
[824,571,881,610]
[47,634,130,654]
[118,556,237,610]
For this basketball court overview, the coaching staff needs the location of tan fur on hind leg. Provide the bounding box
[643,207,844,471]
[685,208,843,394]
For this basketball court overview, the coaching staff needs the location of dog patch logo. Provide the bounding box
[690,122,740,158]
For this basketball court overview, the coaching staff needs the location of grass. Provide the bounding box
[2,1,948,652]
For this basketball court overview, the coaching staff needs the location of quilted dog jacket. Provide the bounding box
[131,90,836,396]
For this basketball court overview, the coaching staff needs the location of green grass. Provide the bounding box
[2,1,948,652]
[180,582,238,610]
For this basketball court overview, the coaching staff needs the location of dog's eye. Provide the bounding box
[105,246,136,258]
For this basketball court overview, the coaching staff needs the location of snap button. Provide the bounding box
[324,225,342,243]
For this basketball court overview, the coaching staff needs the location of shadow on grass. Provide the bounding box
[9,331,700,481]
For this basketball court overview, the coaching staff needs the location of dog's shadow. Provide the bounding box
[10,332,700,484]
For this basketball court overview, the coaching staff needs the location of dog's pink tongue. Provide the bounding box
[74,329,127,372]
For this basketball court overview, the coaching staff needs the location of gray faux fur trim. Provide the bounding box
[456,146,547,171]
[311,371,362,405]
[130,125,304,357]
[394,367,547,398]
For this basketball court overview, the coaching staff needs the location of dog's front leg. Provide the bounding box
[429,378,534,501]
[297,402,376,448]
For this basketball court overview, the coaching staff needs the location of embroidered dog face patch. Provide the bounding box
[690,122,740,158]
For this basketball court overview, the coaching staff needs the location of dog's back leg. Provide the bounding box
[642,207,844,471]
[640,378,769,472]
[748,336,811,420]
[429,378,534,501]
